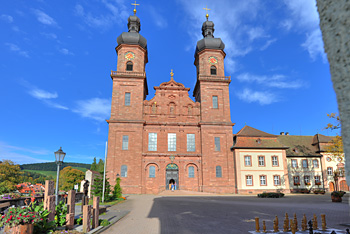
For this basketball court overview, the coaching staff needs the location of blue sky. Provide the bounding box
[0,0,339,165]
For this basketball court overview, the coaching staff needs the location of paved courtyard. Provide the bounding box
[102,192,350,234]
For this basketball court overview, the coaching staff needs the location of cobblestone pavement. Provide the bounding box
[102,192,350,234]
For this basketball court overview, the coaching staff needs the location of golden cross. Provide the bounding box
[131,1,139,15]
[170,69,174,79]
[203,5,211,20]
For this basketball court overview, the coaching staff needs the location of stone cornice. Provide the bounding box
[142,153,201,157]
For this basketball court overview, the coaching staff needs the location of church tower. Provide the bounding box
[193,13,236,193]
[106,8,148,194]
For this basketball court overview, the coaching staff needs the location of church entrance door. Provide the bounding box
[166,163,179,190]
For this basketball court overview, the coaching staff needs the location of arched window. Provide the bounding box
[149,166,155,178]
[126,61,133,71]
[210,66,217,75]
[216,166,222,178]
[121,165,128,177]
[188,166,195,178]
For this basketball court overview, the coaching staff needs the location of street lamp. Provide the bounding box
[54,147,66,205]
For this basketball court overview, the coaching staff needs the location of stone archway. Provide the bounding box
[166,163,178,190]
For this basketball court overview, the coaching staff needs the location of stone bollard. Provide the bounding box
[83,205,92,233]
[255,217,260,232]
[92,196,100,229]
[321,214,326,231]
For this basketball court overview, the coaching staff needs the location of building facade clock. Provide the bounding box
[208,56,218,64]
[125,51,135,60]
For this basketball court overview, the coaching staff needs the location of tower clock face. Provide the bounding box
[208,56,218,64]
[125,51,135,60]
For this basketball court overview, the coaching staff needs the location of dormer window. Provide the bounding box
[210,66,217,75]
[126,61,133,71]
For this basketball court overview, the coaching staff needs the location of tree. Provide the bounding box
[113,177,122,199]
[58,166,84,191]
[97,159,104,174]
[92,172,113,202]
[0,160,22,194]
[325,113,344,160]
[90,157,98,171]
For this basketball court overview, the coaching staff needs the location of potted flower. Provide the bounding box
[331,191,346,202]
[0,206,42,234]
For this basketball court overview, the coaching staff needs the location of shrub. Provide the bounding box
[257,192,284,198]
[331,191,346,197]
[99,219,110,227]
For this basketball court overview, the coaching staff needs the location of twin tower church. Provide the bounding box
[105,10,347,194]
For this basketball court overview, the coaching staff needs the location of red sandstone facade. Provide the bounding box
[106,14,235,194]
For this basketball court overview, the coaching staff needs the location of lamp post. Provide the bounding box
[54,147,66,205]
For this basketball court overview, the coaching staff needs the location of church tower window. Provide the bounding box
[125,92,131,106]
[210,66,217,75]
[126,61,133,71]
[121,165,128,177]
[212,96,218,109]
[188,166,195,178]
[216,166,222,178]
[149,166,155,178]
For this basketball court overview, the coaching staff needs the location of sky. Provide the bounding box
[0,0,340,165]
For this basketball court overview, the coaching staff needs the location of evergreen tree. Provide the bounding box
[92,172,112,202]
[97,159,104,173]
[90,157,98,171]
[113,177,122,199]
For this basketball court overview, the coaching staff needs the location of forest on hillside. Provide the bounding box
[20,162,91,171]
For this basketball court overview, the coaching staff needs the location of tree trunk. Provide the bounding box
[316,0,350,188]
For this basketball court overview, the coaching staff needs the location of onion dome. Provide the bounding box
[195,19,225,54]
[117,14,147,49]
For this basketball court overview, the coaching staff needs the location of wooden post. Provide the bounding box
[255,217,260,232]
[313,214,317,230]
[83,205,92,233]
[262,220,266,233]
[92,196,100,229]
[293,213,298,231]
[321,214,326,230]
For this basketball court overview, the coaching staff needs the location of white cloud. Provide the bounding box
[302,29,327,62]
[20,80,69,110]
[32,9,57,26]
[236,88,278,105]
[247,27,267,41]
[73,98,111,121]
[283,0,326,61]
[75,1,129,30]
[41,32,57,39]
[148,6,168,29]
[29,88,57,100]
[177,0,263,74]
[236,73,304,89]
[5,43,29,58]
[59,48,74,55]
[1,14,13,23]
[260,39,277,51]
[0,142,49,164]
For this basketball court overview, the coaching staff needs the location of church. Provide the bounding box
[105,9,348,194]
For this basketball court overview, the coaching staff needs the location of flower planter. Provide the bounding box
[331,195,342,202]
[4,224,34,234]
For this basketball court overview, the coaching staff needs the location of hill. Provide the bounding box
[20,162,91,171]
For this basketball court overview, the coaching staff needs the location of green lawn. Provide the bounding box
[23,167,87,178]
[23,169,57,177]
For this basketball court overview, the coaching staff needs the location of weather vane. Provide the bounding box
[131,0,139,15]
[203,5,211,20]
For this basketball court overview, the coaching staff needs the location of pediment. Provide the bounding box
[159,78,185,88]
